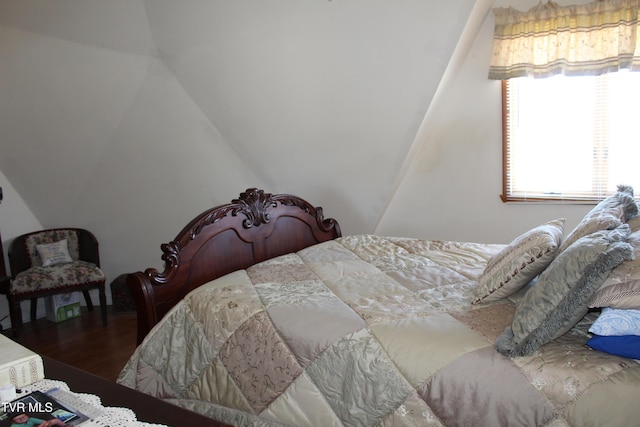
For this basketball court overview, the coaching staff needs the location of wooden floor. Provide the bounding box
[8,307,137,382]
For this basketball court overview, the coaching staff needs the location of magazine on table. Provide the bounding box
[0,388,102,426]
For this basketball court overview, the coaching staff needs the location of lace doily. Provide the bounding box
[12,379,167,427]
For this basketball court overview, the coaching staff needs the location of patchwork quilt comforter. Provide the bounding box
[117,235,640,426]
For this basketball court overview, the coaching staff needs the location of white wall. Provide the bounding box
[376,0,594,243]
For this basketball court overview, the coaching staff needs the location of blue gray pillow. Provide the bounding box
[557,185,637,254]
[496,224,633,357]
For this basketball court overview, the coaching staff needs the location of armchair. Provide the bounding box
[3,228,107,333]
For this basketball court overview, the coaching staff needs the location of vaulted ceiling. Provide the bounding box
[0,0,481,276]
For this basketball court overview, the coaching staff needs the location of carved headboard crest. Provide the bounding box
[184,188,329,246]
[153,189,279,279]
[231,188,277,229]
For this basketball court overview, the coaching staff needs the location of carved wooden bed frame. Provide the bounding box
[128,188,342,344]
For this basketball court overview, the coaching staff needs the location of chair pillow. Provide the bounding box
[25,229,80,265]
[472,219,565,304]
[496,224,633,357]
[36,239,73,267]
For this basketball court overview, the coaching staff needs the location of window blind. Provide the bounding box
[502,72,640,203]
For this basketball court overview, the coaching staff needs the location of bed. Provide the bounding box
[118,187,640,426]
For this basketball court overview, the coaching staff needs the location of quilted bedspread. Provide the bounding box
[118,235,640,426]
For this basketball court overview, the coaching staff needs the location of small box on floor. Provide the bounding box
[45,292,81,323]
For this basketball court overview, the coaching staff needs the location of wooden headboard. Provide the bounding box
[128,188,342,344]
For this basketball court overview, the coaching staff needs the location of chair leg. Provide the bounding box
[99,286,107,326]
[82,290,94,311]
[30,298,38,322]
[81,287,107,326]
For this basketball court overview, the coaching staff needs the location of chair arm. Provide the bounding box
[8,238,31,277]
[76,229,101,267]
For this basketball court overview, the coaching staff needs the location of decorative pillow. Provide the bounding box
[590,281,640,310]
[36,239,73,267]
[626,214,640,233]
[587,335,640,359]
[589,307,640,336]
[589,230,640,309]
[557,185,638,254]
[26,229,80,265]
[586,184,638,221]
[472,219,565,304]
[557,206,624,254]
[496,224,633,357]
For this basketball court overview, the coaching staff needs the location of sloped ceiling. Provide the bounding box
[0,0,477,279]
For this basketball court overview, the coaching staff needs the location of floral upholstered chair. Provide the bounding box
[3,228,107,333]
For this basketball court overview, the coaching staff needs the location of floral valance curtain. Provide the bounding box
[489,0,640,79]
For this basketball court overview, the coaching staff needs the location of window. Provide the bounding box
[502,70,640,203]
